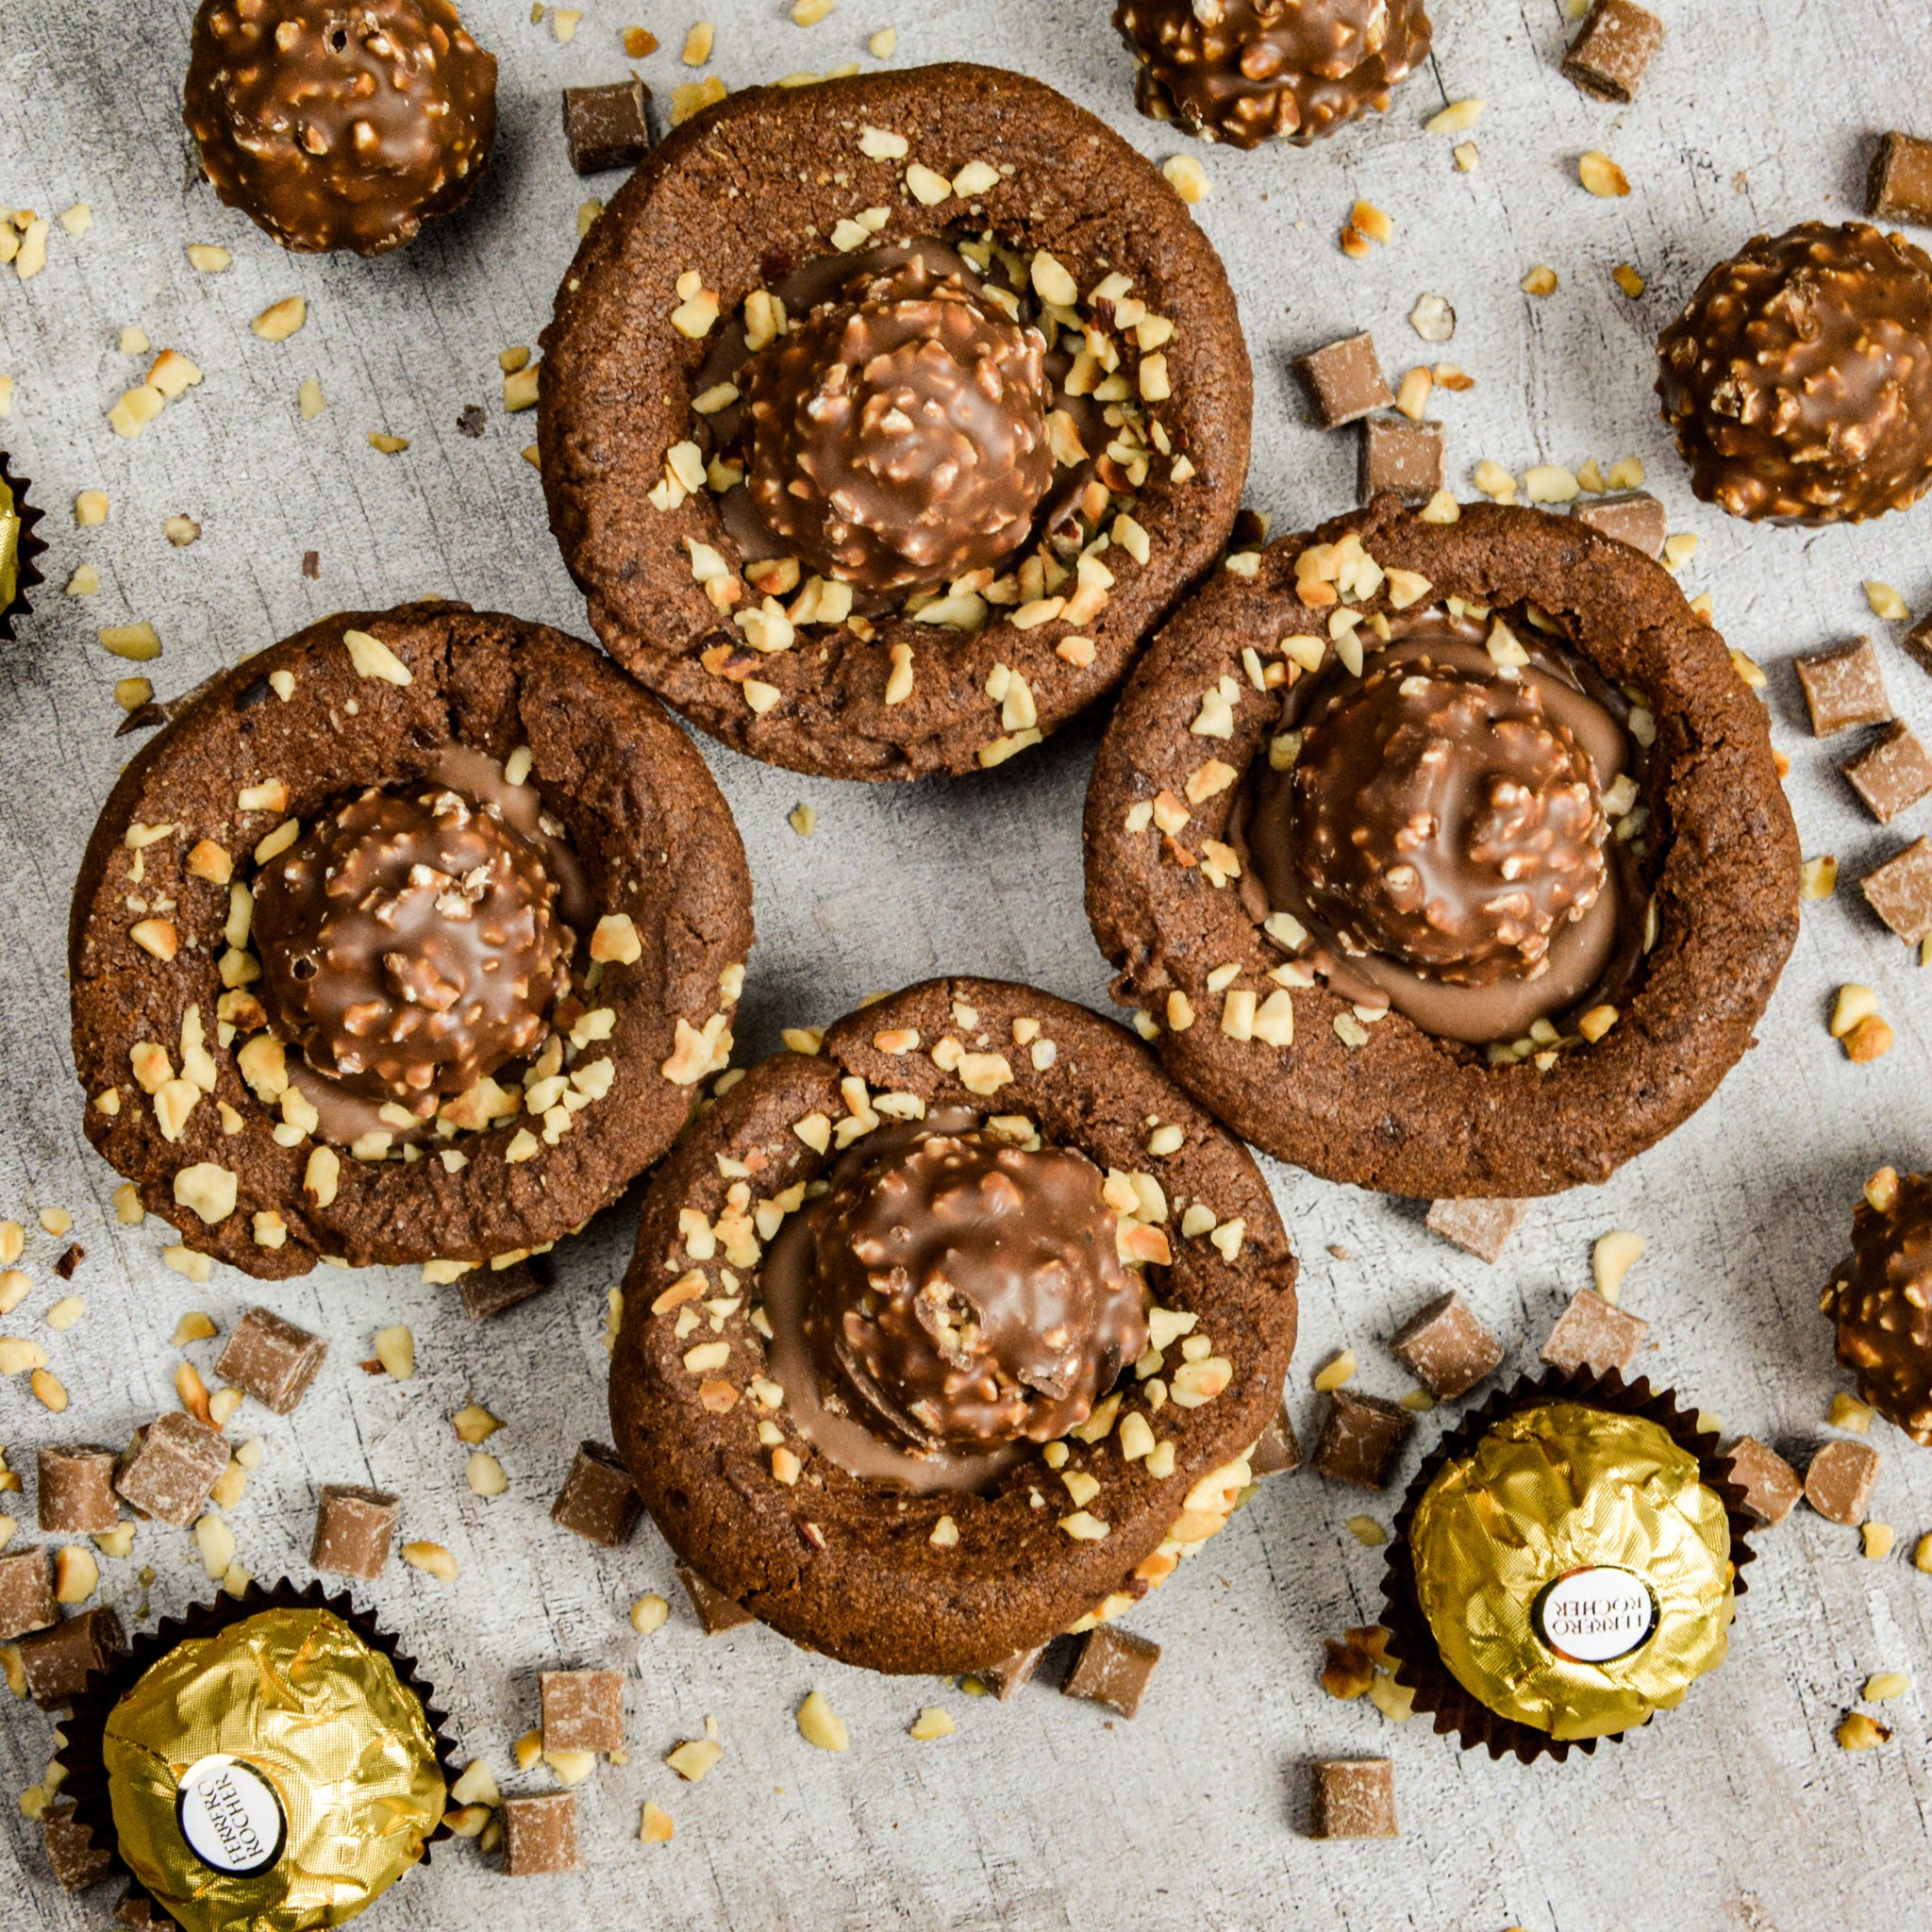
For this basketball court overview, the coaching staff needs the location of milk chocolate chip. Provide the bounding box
[252,785,569,1115]
[1115,0,1432,149]
[1274,660,1608,986]
[1657,220,1932,525]
[184,0,497,256]
[741,254,1054,594]
[802,1127,1149,1452]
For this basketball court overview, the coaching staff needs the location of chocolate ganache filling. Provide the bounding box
[1235,608,1644,1044]
[760,1115,1150,1492]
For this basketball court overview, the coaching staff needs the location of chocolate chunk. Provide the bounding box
[310,1483,400,1579]
[1804,1439,1880,1524]
[677,1560,755,1634]
[114,1888,163,1926]
[1116,0,1432,149]
[1062,1624,1159,1719]
[37,1444,122,1534]
[184,0,498,257]
[1862,835,1932,942]
[1657,221,1932,525]
[1309,1757,1398,1839]
[1824,1172,1932,1441]
[42,1800,112,1891]
[1294,332,1393,428]
[1540,1289,1649,1375]
[1358,414,1443,504]
[253,785,570,1114]
[1841,721,1932,824]
[804,1127,1146,1452]
[975,1645,1043,1700]
[216,1305,327,1414]
[459,1256,554,1320]
[562,78,653,175]
[1424,1196,1527,1264]
[301,548,320,578]
[1313,1389,1412,1490]
[1870,132,1932,227]
[1389,1291,1503,1401]
[742,249,1054,595]
[19,1605,125,1707]
[551,1441,642,1547]
[1249,1401,1302,1476]
[55,1242,83,1279]
[541,1669,625,1753]
[1570,490,1667,558]
[1561,0,1663,103]
[501,1791,580,1875]
[1907,611,1932,677]
[113,1410,230,1526]
[1796,638,1892,737]
[1724,1436,1803,1527]
[0,1545,57,1641]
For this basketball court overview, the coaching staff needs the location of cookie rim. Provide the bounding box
[70,600,753,1280]
[608,975,1299,1675]
[1082,493,1800,1198]
[539,60,1253,780]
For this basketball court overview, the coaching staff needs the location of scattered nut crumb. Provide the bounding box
[796,1689,849,1752]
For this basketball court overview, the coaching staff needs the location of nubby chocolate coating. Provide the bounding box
[1824,1171,1932,1442]
[252,785,568,1113]
[184,0,497,257]
[803,1127,1148,1452]
[742,255,1055,594]
[1657,220,1932,524]
[1115,0,1432,148]
[1274,660,1608,986]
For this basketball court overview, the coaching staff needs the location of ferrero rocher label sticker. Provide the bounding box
[1408,1402,1733,1740]
[1532,1567,1657,1664]
[175,1754,287,1877]
[102,1607,445,1932]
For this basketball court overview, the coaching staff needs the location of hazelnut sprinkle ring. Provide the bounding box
[1083,495,1799,1199]
[609,978,1298,1674]
[71,604,752,1279]
[540,63,1252,781]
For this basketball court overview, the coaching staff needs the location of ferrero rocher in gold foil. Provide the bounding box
[1407,1402,1734,1740]
[101,1606,445,1932]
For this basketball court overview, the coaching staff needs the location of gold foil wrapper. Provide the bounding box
[0,473,18,612]
[1408,1401,1733,1740]
[102,1607,446,1932]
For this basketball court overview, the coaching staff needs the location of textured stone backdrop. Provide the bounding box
[1,2,1929,1927]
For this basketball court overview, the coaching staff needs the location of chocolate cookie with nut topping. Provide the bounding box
[1824,1166,1932,1442]
[184,0,497,256]
[70,603,752,1280]
[608,978,1298,1674]
[1083,494,1798,1199]
[540,62,1252,780]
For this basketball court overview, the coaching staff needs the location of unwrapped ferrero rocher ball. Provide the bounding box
[1657,220,1932,524]
[1824,1167,1932,1442]
[184,0,497,256]
[1113,0,1433,149]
